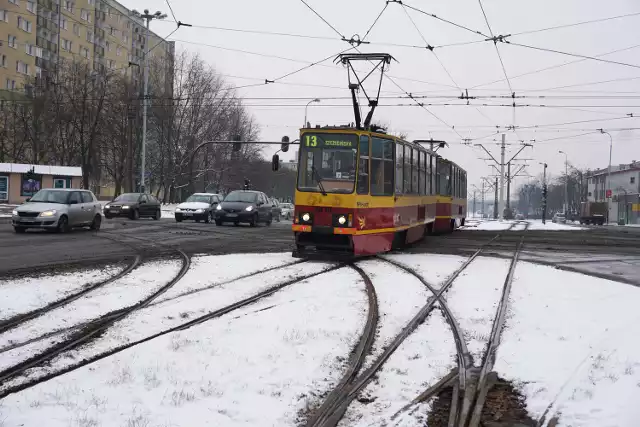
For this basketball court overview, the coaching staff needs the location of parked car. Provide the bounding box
[552,212,566,223]
[12,188,102,233]
[103,193,161,220]
[515,213,525,220]
[280,203,294,220]
[215,190,273,226]
[269,198,282,222]
[175,193,222,223]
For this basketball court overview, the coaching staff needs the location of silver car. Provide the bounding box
[12,188,103,233]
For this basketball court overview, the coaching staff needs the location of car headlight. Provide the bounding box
[216,205,222,211]
[245,206,254,212]
[195,209,204,213]
[175,208,182,212]
[302,213,311,222]
[12,209,18,216]
[104,204,110,209]
[338,216,346,225]
[122,206,130,209]
[39,210,57,217]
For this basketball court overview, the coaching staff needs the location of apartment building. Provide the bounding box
[0,0,174,97]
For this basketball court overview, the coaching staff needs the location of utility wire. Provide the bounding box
[270,47,355,82]
[401,1,489,39]
[478,0,513,94]
[362,2,389,41]
[505,41,640,70]
[165,0,179,23]
[298,0,345,39]
[511,11,640,37]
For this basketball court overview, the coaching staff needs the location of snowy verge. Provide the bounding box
[494,262,640,427]
[0,261,333,392]
[0,260,182,352]
[0,268,368,427]
[156,252,297,303]
[0,264,123,322]
[445,256,511,366]
[339,311,457,427]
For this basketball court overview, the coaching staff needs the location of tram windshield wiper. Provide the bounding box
[311,165,328,196]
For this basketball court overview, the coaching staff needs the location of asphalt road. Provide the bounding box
[1,217,639,285]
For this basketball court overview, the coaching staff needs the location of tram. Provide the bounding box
[289,127,467,258]
[272,52,467,258]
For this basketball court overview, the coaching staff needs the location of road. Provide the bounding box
[1,217,639,285]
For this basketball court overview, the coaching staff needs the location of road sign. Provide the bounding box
[606,189,612,198]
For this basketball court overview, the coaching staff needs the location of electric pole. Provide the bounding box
[540,162,548,224]
[494,177,499,219]
[474,135,532,220]
[132,9,167,193]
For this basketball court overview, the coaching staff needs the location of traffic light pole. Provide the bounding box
[541,163,548,224]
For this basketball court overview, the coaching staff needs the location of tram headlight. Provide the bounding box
[337,215,346,225]
[302,213,311,222]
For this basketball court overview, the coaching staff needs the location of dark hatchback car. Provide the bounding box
[215,190,273,226]
[103,193,161,220]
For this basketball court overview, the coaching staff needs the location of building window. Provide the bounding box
[81,46,89,58]
[106,41,111,51]
[116,46,121,56]
[107,59,114,69]
[61,17,68,30]
[73,23,80,36]
[123,33,128,43]
[0,176,8,201]
[26,1,36,13]
[53,177,72,188]
[64,1,74,13]
[86,31,94,42]
[5,78,16,90]
[17,17,32,32]
[0,54,6,67]
[16,60,30,75]
[25,43,34,55]
[0,10,9,23]
[8,34,16,48]
[62,38,72,51]
[632,176,636,184]
[88,0,95,5]
[8,0,18,5]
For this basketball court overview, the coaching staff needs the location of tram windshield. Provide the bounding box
[297,133,358,194]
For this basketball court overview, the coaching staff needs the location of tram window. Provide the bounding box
[395,143,404,195]
[431,156,437,195]
[371,137,394,196]
[357,135,370,195]
[412,148,419,196]
[404,145,412,194]
[420,151,427,195]
[425,153,430,195]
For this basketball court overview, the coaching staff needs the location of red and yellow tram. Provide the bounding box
[291,127,467,258]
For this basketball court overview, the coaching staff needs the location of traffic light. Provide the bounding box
[281,136,290,153]
[272,154,280,171]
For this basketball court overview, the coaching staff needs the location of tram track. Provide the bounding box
[306,264,378,427]
[0,263,342,399]
[0,250,190,391]
[0,255,142,335]
[308,235,500,427]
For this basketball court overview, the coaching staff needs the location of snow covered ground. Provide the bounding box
[1,252,640,426]
[463,218,584,231]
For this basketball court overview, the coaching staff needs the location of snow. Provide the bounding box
[0,268,369,427]
[339,311,457,426]
[161,204,178,219]
[0,260,334,391]
[382,254,466,290]
[0,260,182,355]
[494,262,640,427]
[445,256,511,366]
[526,219,585,230]
[461,219,515,230]
[156,252,297,303]
[355,260,430,370]
[0,265,123,322]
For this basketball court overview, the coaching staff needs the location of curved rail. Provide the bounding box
[306,264,378,427]
[0,255,142,335]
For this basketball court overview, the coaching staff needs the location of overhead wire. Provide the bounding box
[510,11,640,37]
[297,0,345,39]
[362,2,389,41]
[400,1,489,39]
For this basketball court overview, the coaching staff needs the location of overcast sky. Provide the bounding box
[126,0,639,194]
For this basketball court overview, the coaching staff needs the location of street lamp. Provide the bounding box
[304,98,320,127]
[131,9,167,193]
[558,150,568,214]
[599,129,613,224]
